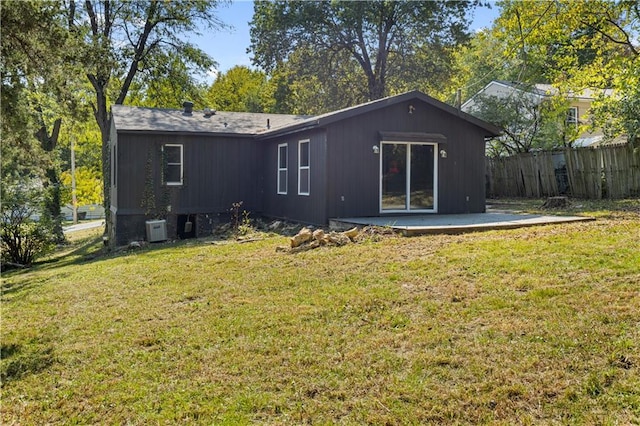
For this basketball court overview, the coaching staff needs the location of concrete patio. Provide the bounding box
[329,211,595,236]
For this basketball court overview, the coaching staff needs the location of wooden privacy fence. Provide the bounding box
[486,144,640,199]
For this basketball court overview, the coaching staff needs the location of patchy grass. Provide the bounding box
[2,202,639,424]
[488,197,640,220]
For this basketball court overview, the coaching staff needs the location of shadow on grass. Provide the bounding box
[1,233,109,300]
[1,341,55,386]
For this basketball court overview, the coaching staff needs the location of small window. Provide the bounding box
[277,143,288,195]
[566,107,578,128]
[298,139,310,195]
[163,144,183,185]
[112,143,117,188]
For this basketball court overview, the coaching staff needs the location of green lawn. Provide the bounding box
[2,200,639,424]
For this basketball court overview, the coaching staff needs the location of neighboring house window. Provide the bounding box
[277,143,288,194]
[298,139,310,195]
[163,144,183,185]
[566,107,578,128]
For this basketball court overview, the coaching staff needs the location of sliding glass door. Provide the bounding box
[381,142,437,212]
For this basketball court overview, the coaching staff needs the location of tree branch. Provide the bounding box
[85,0,99,36]
[580,17,638,56]
[115,5,159,105]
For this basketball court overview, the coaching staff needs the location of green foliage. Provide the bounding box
[494,0,638,84]
[469,90,573,155]
[590,60,640,144]
[268,47,368,114]
[491,0,639,142]
[0,185,56,268]
[250,0,475,104]
[446,29,523,104]
[1,1,69,185]
[204,66,275,112]
[1,1,97,243]
[126,51,211,109]
[60,167,103,206]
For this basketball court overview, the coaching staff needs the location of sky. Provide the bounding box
[192,0,502,83]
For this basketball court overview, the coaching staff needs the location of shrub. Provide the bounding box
[1,185,56,268]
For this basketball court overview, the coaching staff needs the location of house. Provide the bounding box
[108,91,500,246]
[461,80,622,147]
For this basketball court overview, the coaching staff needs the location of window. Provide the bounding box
[111,143,117,188]
[163,144,183,185]
[277,143,288,194]
[298,140,310,195]
[566,107,578,128]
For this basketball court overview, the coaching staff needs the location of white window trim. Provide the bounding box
[277,143,288,195]
[298,139,310,196]
[567,106,578,128]
[163,144,183,186]
[379,141,438,214]
[111,143,117,188]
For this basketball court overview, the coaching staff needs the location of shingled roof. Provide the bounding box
[111,105,310,136]
[112,91,501,138]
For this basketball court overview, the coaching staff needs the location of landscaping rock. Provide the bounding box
[343,227,359,240]
[326,232,351,246]
[280,225,395,253]
[290,227,313,248]
[312,229,325,242]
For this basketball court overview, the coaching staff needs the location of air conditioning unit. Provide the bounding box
[145,219,167,242]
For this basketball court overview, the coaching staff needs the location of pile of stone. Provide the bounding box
[284,227,360,252]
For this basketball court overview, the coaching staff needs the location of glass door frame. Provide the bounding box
[379,141,438,214]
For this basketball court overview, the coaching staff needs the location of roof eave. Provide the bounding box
[260,90,501,139]
[116,129,256,138]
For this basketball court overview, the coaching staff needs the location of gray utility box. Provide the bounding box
[145,220,167,242]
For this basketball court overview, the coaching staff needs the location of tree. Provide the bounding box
[125,51,211,109]
[204,66,275,112]
[1,0,73,244]
[468,89,572,156]
[591,62,640,146]
[493,0,639,143]
[250,1,476,104]
[446,29,526,105]
[268,47,368,114]
[65,0,225,231]
[59,116,104,209]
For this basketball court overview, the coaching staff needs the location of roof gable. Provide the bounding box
[462,80,614,111]
[260,90,501,138]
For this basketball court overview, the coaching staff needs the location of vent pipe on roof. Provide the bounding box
[182,101,194,115]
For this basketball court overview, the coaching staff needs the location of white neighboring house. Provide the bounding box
[461,80,623,147]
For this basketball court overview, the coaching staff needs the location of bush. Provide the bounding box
[1,185,56,269]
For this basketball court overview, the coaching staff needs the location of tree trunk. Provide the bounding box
[36,118,65,244]
[90,78,111,237]
[365,72,386,101]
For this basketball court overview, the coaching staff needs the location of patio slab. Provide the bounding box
[329,211,594,235]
